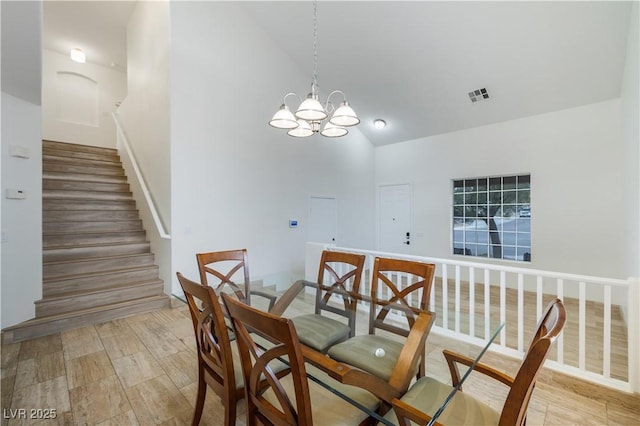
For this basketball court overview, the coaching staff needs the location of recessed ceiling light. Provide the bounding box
[70,48,85,63]
[373,119,386,129]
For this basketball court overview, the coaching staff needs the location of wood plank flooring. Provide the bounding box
[1,294,638,425]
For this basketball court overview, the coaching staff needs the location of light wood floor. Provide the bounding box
[1,293,638,425]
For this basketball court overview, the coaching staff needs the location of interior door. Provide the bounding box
[379,184,412,254]
[308,196,338,245]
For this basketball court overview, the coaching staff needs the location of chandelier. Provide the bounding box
[269,1,359,138]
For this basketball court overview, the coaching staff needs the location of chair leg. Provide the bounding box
[192,366,206,426]
[222,387,237,426]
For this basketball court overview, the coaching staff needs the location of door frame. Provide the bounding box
[377,182,413,252]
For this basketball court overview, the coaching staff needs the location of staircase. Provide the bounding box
[2,140,170,343]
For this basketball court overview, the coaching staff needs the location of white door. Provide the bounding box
[379,184,412,254]
[308,196,338,244]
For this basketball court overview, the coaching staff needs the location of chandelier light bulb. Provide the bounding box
[287,119,314,138]
[320,122,348,138]
[269,104,299,129]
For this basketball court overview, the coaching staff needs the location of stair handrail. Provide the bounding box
[112,112,171,240]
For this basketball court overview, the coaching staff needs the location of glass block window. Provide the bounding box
[452,174,531,262]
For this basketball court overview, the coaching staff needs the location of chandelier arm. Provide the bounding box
[283,92,302,107]
[324,90,347,110]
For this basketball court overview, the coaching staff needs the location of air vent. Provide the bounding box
[468,88,489,103]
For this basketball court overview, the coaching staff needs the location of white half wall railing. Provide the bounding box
[112,113,170,240]
[304,242,638,394]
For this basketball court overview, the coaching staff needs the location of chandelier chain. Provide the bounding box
[312,0,318,90]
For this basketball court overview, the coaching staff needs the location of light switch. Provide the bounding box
[6,189,26,199]
[9,145,30,158]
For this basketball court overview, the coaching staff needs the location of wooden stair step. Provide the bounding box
[43,140,118,156]
[43,146,120,163]
[35,280,165,317]
[44,253,156,279]
[43,242,151,263]
[43,189,133,201]
[43,265,161,297]
[43,154,122,168]
[43,179,130,193]
[44,220,142,233]
[1,295,171,344]
[44,209,140,222]
[43,199,136,211]
[43,171,127,184]
[43,161,125,176]
[44,231,147,247]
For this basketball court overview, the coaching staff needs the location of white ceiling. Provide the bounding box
[43,1,135,72]
[41,1,633,146]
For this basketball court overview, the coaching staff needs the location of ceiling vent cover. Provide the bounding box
[468,88,489,103]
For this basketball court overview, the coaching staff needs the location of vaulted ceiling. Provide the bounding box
[41,1,633,146]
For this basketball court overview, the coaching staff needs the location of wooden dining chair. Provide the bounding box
[221,292,380,426]
[177,272,243,426]
[389,298,567,426]
[270,250,366,353]
[327,257,436,382]
[196,248,277,311]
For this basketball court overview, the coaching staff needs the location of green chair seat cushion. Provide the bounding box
[327,334,405,381]
[262,363,380,425]
[292,314,351,353]
[383,376,501,425]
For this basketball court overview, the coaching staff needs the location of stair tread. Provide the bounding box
[3,295,170,328]
[36,279,164,303]
[43,140,118,154]
[43,264,159,284]
[44,240,150,251]
[44,252,153,266]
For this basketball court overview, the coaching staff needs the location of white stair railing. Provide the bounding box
[112,113,170,240]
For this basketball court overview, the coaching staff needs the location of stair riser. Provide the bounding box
[43,155,121,168]
[44,243,151,263]
[36,282,164,317]
[43,190,133,201]
[43,147,120,163]
[44,221,142,233]
[44,180,130,193]
[44,231,147,247]
[43,266,160,297]
[44,254,155,279]
[44,171,127,184]
[2,296,171,344]
[43,141,118,156]
[44,210,140,222]
[43,162,124,176]
[43,199,136,211]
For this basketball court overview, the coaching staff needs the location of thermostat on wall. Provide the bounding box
[289,220,298,228]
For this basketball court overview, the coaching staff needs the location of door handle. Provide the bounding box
[403,241,410,245]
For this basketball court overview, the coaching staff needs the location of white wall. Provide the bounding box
[621,2,639,279]
[376,99,626,279]
[118,0,172,292]
[169,2,375,294]
[1,93,43,328]
[42,49,126,148]
[1,1,43,329]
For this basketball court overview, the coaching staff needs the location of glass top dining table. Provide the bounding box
[250,274,505,426]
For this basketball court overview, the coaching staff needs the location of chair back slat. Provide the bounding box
[369,257,436,336]
[222,293,314,426]
[316,251,366,336]
[197,249,251,304]
[500,298,566,426]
